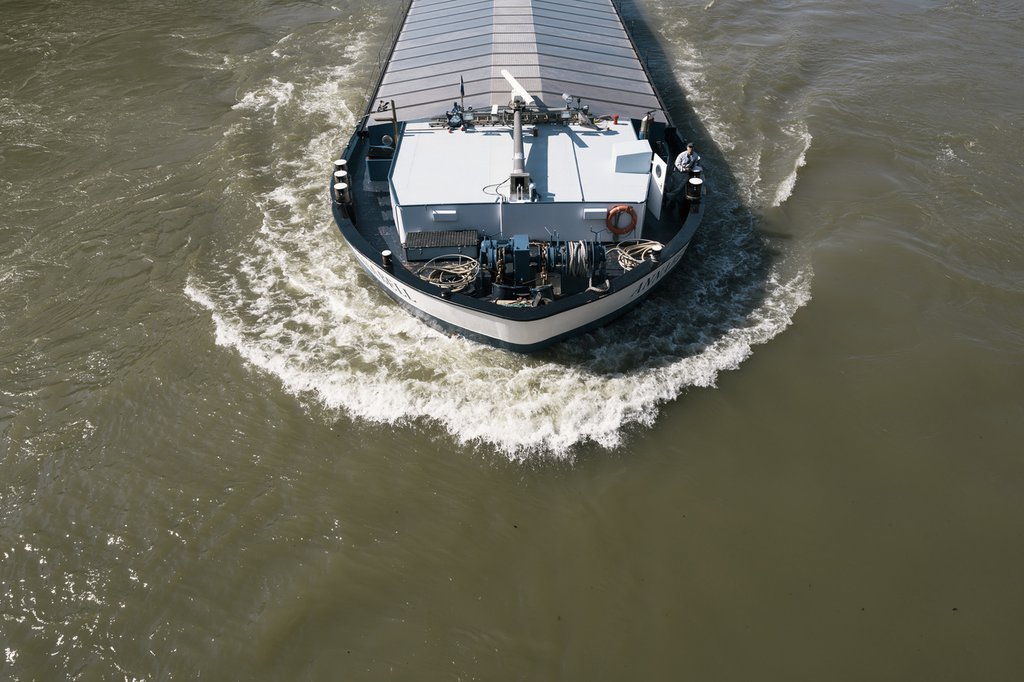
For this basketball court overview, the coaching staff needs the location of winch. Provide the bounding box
[478,234,606,300]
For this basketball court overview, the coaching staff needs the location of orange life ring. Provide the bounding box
[606,204,637,235]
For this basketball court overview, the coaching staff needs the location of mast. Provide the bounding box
[509,98,530,201]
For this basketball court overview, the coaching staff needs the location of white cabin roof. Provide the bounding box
[391,119,651,206]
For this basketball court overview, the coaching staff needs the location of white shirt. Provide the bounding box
[674,150,700,172]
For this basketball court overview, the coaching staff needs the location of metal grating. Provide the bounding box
[405,229,480,249]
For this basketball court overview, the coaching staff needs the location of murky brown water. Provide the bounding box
[2,0,1023,678]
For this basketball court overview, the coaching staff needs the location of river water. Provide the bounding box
[2,0,1022,679]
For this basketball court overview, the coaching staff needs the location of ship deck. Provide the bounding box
[346,128,691,269]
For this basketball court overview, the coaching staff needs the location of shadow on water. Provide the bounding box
[532,0,775,373]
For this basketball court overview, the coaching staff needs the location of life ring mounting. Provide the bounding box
[607,204,637,235]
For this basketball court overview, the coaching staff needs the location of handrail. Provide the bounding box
[356,1,414,128]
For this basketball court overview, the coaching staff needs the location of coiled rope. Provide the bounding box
[606,240,664,271]
[567,241,591,278]
[414,254,480,292]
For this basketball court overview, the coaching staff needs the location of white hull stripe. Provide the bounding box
[351,246,688,348]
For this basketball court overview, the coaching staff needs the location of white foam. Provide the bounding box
[186,212,812,459]
[186,14,814,461]
[938,145,958,163]
[232,78,295,126]
[772,125,812,207]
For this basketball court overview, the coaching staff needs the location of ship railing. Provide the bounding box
[355,1,413,124]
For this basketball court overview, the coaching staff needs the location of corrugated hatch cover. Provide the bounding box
[373,0,667,123]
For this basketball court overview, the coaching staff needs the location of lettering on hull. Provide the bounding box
[349,239,691,349]
[629,246,687,299]
[358,253,413,302]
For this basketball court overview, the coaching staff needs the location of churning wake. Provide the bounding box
[185,9,812,460]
